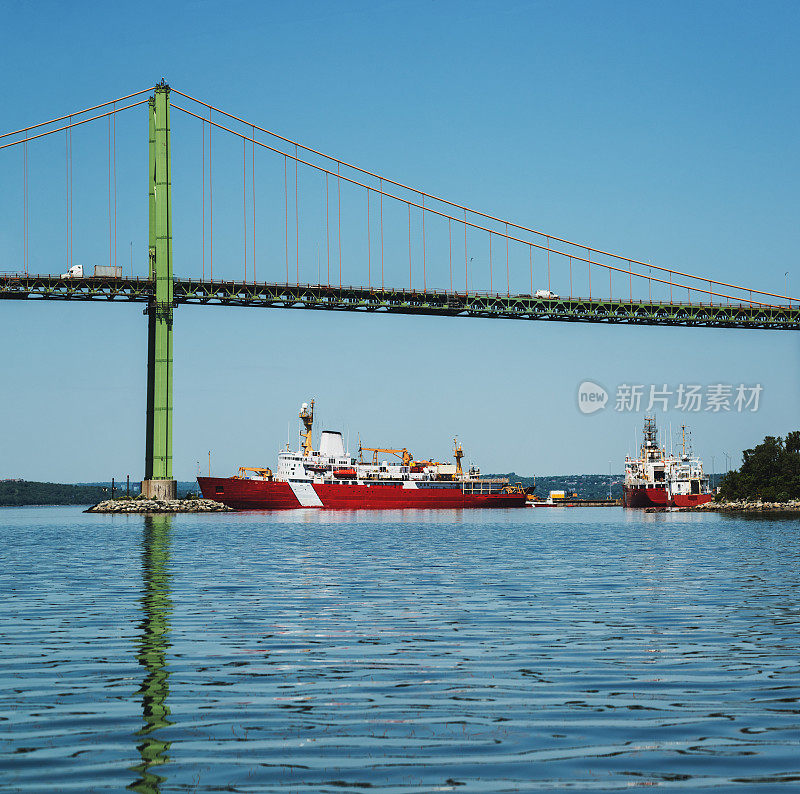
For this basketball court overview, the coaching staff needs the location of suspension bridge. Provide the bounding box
[1,81,796,498]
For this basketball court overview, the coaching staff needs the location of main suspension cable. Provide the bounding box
[171,104,740,302]
[0,87,154,141]
[171,87,788,301]
[0,99,149,151]
[172,89,788,305]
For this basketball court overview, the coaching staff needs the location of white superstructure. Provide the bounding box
[624,417,711,501]
[241,399,510,495]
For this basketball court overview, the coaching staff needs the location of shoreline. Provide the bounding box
[680,500,800,513]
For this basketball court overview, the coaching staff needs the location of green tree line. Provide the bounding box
[719,432,800,502]
[0,481,109,506]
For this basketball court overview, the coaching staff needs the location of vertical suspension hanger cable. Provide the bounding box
[463,208,468,292]
[421,195,426,292]
[284,155,289,284]
[65,127,69,270]
[26,136,28,274]
[252,125,255,283]
[489,231,493,293]
[529,244,533,294]
[337,162,342,288]
[569,256,573,297]
[379,178,384,291]
[242,138,247,281]
[547,236,551,292]
[294,143,299,285]
[22,134,31,276]
[69,118,73,269]
[587,248,591,300]
[27,135,30,274]
[209,109,213,280]
[202,119,205,280]
[505,222,509,297]
[408,202,412,290]
[113,102,117,271]
[448,218,452,292]
[629,260,632,302]
[325,172,330,286]
[108,114,112,267]
[23,134,27,274]
[366,188,371,289]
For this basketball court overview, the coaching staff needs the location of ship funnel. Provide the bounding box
[319,431,345,457]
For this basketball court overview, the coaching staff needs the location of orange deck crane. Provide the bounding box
[358,445,412,467]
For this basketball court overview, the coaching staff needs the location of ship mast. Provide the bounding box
[299,400,314,457]
[642,415,659,460]
[454,438,464,475]
[680,424,692,460]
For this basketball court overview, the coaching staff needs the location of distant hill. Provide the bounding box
[0,480,110,506]
[487,472,726,500]
[1,480,200,506]
[486,473,623,500]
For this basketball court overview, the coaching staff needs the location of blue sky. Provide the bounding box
[1,0,798,481]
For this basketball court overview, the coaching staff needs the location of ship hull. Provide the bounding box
[197,477,527,510]
[623,486,714,508]
[671,493,714,508]
[623,486,669,508]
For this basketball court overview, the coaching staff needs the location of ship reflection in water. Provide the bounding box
[130,515,173,793]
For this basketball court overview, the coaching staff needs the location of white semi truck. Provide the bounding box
[60,265,123,278]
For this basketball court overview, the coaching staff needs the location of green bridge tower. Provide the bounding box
[142,81,176,500]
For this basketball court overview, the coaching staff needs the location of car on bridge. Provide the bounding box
[534,289,559,299]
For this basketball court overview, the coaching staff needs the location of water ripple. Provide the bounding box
[1,506,799,791]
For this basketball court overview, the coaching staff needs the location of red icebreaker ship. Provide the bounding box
[623,417,714,508]
[198,400,527,510]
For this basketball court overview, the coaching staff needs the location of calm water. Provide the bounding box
[1,507,800,792]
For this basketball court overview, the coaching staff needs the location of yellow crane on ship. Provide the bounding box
[358,444,412,467]
[357,440,465,473]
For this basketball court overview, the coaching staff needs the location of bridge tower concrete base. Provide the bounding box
[141,478,177,501]
[142,81,176,500]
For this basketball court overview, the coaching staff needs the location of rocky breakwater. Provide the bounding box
[86,496,234,514]
[681,499,800,513]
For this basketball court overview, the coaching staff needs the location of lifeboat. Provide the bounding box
[305,463,330,473]
[333,468,357,479]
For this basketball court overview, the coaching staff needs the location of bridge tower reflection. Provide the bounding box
[129,515,173,793]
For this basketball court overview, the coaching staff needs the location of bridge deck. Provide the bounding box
[1,274,797,330]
